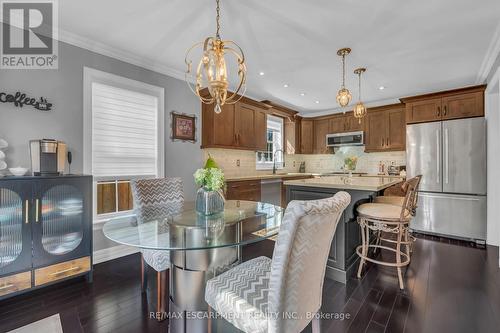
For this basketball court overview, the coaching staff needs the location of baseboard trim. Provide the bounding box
[93,245,140,265]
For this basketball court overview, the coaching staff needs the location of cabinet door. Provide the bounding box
[442,91,484,120]
[211,103,237,147]
[226,180,261,201]
[314,120,330,154]
[0,180,32,276]
[346,114,363,132]
[365,111,387,152]
[32,177,92,268]
[328,115,346,133]
[406,98,442,124]
[387,108,406,150]
[284,119,298,154]
[254,108,267,151]
[235,102,257,149]
[300,119,314,154]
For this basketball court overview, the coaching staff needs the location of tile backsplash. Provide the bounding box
[203,147,406,178]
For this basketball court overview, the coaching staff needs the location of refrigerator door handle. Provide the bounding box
[436,129,440,184]
[444,127,449,184]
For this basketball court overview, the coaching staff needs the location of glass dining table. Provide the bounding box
[103,200,284,333]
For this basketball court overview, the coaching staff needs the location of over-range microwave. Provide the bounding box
[326,131,364,147]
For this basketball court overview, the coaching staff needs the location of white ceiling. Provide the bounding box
[58,0,500,114]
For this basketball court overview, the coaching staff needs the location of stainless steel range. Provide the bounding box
[406,117,486,242]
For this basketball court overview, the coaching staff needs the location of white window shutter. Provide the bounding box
[91,82,158,178]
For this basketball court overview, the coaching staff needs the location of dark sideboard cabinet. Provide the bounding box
[0,175,92,300]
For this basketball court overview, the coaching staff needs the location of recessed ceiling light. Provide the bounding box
[379,86,386,90]
[259,71,265,76]
[283,84,289,88]
[300,92,306,96]
[315,100,320,104]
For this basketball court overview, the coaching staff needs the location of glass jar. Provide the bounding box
[195,187,225,215]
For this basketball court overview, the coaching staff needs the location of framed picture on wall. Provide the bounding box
[170,111,197,143]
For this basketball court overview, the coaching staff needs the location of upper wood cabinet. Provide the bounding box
[327,112,364,134]
[364,104,406,152]
[401,85,485,124]
[313,119,330,154]
[201,98,269,151]
[328,115,345,133]
[300,119,314,154]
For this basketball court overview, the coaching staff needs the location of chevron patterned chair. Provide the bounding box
[130,177,184,320]
[205,191,351,333]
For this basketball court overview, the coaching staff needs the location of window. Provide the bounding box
[256,115,284,170]
[83,68,164,222]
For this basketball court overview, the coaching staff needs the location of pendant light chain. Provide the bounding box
[215,0,221,39]
[341,54,346,89]
[358,71,362,101]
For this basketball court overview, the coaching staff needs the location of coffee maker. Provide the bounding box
[30,139,66,176]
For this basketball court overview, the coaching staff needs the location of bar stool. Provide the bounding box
[356,176,421,289]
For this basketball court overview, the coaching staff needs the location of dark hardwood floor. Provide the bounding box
[1,236,499,333]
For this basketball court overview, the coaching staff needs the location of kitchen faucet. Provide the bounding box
[272,149,285,174]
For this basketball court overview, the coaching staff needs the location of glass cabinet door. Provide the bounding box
[0,180,32,276]
[32,177,92,267]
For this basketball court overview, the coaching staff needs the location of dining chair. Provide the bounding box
[205,191,351,333]
[130,177,184,320]
[356,176,421,289]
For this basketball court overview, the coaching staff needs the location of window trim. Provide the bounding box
[256,115,284,170]
[83,67,165,223]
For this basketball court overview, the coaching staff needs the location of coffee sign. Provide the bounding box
[0,91,52,111]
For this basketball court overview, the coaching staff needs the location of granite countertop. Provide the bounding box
[283,175,402,191]
[225,173,316,182]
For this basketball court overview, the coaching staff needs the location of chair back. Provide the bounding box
[268,191,351,333]
[400,175,422,219]
[130,178,184,224]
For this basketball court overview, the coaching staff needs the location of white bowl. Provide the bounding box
[0,150,5,160]
[9,167,28,176]
[0,139,7,149]
[0,160,6,170]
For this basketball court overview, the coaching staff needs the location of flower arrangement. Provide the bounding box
[194,167,225,192]
[344,156,358,171]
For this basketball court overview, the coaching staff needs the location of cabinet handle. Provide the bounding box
[437,106,441,116]
[387,138,390,146]
[25,200,29,224]
[381,138,385,147]
[50,266,80,276]
[0,283,14,291]
[35,199,39,223]
[443,105,447,116]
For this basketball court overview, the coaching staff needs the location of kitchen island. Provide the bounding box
[283,176,401,283]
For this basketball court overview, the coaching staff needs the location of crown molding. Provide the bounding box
[476,22,500,84]
[300,97,401,117]
[58,28,187,81]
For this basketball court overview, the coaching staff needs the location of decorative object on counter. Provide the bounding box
[0,92,52,111]
[9,167,28,176]
[353,67,367,123]
[184,0,246,114]
[336,48,352,108]
[378,161,385,175]
[194,155,225,215]
[170,111,197,142]
[344,156,358,177]
[299,161,306,173]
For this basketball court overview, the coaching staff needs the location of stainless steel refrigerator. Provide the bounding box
[406,117,486,242]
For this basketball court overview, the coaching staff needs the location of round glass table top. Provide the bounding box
[102,200,284,251]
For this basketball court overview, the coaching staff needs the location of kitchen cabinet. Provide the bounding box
[201,97,269,151]
[402,85,485,124]
[328,115,345,133]
[327,112,363,134]
[0,175,92,300]
[225,180,261,201]
[313,119,330,154]
[284,117,300,154]
[364,104,406,152]
[300,119,314,154]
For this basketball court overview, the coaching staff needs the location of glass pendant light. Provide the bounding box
[336,48,352,108]
[185,0,246,113]
[353,67,367,123]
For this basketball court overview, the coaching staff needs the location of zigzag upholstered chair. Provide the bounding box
[130,177,184,319]
[205,191,351,333]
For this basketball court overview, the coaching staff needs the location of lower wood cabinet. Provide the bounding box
[225,180,261,201]
[0,175,93,300]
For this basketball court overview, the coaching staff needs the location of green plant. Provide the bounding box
[194,155,225,191]
[344,156,358,171]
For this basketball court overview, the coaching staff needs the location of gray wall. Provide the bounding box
[0,41,203,253]
[0,40,203,199]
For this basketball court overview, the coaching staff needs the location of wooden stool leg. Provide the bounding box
[357,218,367,278]
[396,227,404,290]
[156,270,168,321]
